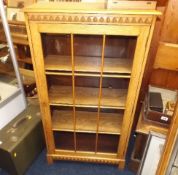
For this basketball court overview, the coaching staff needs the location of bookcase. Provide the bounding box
[24,2,160,168]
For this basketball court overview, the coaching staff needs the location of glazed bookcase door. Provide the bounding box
[28,22,151,166]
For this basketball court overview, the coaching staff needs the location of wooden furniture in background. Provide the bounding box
[150,0,178,89]
[0,0,37,66]
[24,1,160,168]
[154,42,178,71]
[129,0,178,174]
[150,0,178,173]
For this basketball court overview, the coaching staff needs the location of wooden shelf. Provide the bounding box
[1,32,29,45]
[45,55,132,76]
[17,57,32,64]
[52,110,123,135]
[136,107,169,135]
[49,85,127,109]
[45,71,131,78]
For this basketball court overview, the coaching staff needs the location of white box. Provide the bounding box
[0,82,26,130]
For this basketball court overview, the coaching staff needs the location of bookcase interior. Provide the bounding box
[41,33,137,154]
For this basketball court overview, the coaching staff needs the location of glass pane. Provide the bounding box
[101,77,130,109]
[41,33,71,73]
[47,75,73,105]
[98,134,119,153]
[54,131,74,150]
[75,107,97,133]
[51,106,74,132]
[75,76,99,107]
[104,35,137,76]
[76,133,96,152]
[73,34,102,74]
[98,109,124,135]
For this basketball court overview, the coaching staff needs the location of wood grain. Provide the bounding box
[150,69,178,90]
[52,110,123,135]
[117,25,152,164]
[161,0,178,44]
[49,85,127,109]
[53,149,121,164]
[24,2,161,15]
[45,55,132,74]
[71,33,77,151]
[26,22,56,154]
[95,35,106,152]
[154,42,178,71]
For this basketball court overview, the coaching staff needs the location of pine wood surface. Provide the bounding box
[52,110,123,135]
[51,149,121,164]
[55,149,118,157]
[45,55,132,74]
[0,32,28,45]
[24,1,159,167]
[0,20,28,45]
[19,68,35,84]
[150,69,178,90]
[45,72,131,78]
[161,0,178,44]
[23,2,161,15]
[26,22,56,154]
[154,42,178,71]
[117,24,153,164]
[49,85,127,109]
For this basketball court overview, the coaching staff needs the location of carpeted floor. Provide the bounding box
[0,149,135,175]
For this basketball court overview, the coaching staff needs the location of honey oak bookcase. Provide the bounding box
[24,2,160,168]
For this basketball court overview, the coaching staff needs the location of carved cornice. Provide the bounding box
[28,13,153,25]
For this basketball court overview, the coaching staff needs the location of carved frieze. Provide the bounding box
[52,155,121,164]
[28,13,153,25]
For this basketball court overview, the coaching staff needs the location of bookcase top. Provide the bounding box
[24,2,161,16]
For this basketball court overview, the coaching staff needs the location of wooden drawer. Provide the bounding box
[154,42,178,71]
